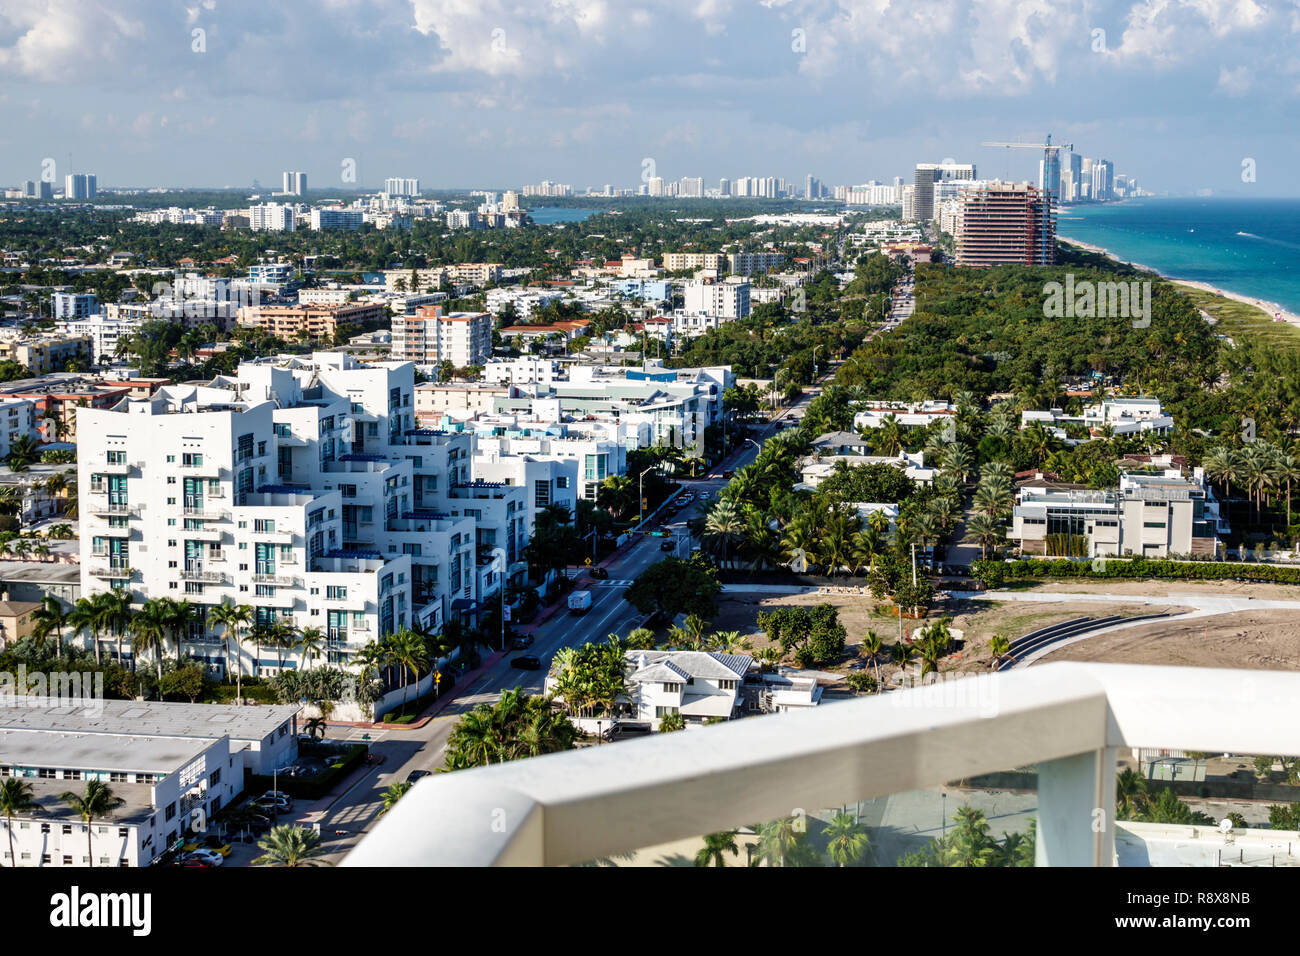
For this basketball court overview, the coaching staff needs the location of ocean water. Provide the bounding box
[1056,197,1300,315]
[527,207,600,224]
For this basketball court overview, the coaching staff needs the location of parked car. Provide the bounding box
[180,849,225,867]
[183,835,232,856]
[173,856,214,868]
[511,655,542,670]
[254,796,291,814]
[406,769,432,784]
[259,790,294,808]
[588,566,609,579]
[511,635,535,650]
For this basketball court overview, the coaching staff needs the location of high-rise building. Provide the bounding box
[282,171,307,196]
[21,180,35,198]
[310,208,364,231]
[911,163,975,221]
[384,177,420,197]
[392,305,493,368]
[679,177,704,198]
[63,173,96,200]
[719,178,730,197]
[955,183,1055,267]
[249,202,296,232]
[647,177,665,197]
[1039,153,1061,204]
[1091,160,1113,201]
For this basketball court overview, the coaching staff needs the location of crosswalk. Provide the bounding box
[595,579,635,587]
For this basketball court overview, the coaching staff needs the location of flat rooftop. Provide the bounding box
[0,698,300,741]
[18,776,157,826]
[0,727,211,776]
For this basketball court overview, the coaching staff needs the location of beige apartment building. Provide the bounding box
[392,305,492,369]
[236,302,386,341]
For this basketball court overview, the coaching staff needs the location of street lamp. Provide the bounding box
[812,344,823,378]
[638,466,656,527]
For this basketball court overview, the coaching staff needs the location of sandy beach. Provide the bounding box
[1058,237,1300,327]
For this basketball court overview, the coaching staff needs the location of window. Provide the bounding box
[106,450,126,465]
[209,769,221,786]
[118,827,128,838]
[556,476,569,489]
[327,586,347,600]
[255,585,275,597]
[62,825,73,835]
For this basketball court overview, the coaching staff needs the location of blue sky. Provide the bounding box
[0,0,1294,195]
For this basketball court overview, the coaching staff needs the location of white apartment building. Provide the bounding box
[471,454,578,536]
[683,276,750,319]
[727,252,785,275]
[853,400,956,430]
[56,315,139,362]
[311,208,364,231]
[248,203,296,232]
[1021,397,1175,442]
[76,352,514,676]
[485,287,566,319]
[391,305,492,369]
[473,430,625,503]
[663,252,725,271]
[385,178,420,197]
[298,289,353,306]
[483,357,568,387]
[0,397,38,461]
[0,698,299,867]
[50,292,98,320]
[282,171,307,196]
[414,383,521,419]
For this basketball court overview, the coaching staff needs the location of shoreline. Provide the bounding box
[1057,237,1300,327]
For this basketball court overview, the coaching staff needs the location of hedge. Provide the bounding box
[247,743,368,801]
[975,557,1300,587]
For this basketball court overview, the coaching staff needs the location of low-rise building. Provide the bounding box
[1012,469,1225,558]
[237,302,386,341]
[391,305,492,368]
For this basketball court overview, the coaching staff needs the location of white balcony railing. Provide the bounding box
[342,662,1300,868]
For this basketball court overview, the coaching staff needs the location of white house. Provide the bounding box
[625,650,753,729]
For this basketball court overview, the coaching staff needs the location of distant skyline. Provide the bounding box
[0,0,1294,196]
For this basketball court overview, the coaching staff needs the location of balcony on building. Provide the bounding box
[323,453,398,475]
[313,549,388,575]
[342,662,1300,867]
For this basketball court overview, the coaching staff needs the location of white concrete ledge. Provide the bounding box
[342,663,1300,867]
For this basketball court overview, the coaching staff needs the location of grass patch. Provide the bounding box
[1175,283,1300,351]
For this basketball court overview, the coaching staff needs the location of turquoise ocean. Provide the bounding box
[1055,197,1300,316]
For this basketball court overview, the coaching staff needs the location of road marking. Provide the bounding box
[594,579,635,587]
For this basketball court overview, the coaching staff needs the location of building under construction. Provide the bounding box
[954,182,1055,267]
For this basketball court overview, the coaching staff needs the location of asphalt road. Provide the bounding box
[306,384,827,860]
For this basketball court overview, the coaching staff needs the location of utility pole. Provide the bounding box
[638,465,655,527]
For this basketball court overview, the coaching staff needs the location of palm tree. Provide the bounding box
[388,627,430,715]
[940,442,974,484]
[753,817,808,867]
[973,480,1014,519]
[94,590,133,668]
[67,597,102,665]
[658,712,686,732]
[0,778,37,867]
[129,600,168,680]
[296,626,327,670]
[30,595,67,659]
[892,640,914,686]
[703,499,746,568]
[60,781,125,868]
[989,633,1014,670]
[873,415,904,456]
[1115,767,1148,819]
[596,474,635,518]
[379,782,412,817]
[164,598,196,666]
[694,830,740,867]
[963,513,1006,560]
[209,601,253,698]
[1202,446,1239,501]
[823,812,871,866]
[253,825,329,867]
[860,630,885,689]
[1021,422,1057,466]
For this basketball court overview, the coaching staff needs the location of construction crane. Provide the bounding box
[981,134,1073,185]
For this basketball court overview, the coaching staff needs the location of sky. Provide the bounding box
[0,0,1296,196]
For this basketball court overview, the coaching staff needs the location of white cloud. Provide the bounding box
[1216,64,1251,94]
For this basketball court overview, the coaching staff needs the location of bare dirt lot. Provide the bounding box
[1039,609,1300,670]
[710,590,1174,686]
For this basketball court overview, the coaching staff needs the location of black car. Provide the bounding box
[406,769,432,784]
[511,655,542,670]
[722,470,735,479]
[511,634,535,650]
[659,539,676,551]
[588,566,609,579]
